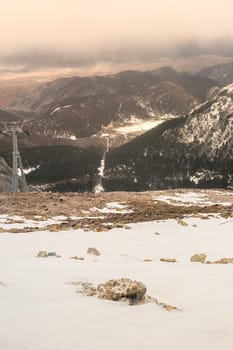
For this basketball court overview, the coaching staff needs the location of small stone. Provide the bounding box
[48,224,61,232]
[87,247,101,256]
[177,219,188,226]
[160,258,177,263]
[37,251,48,258]
[143,259,153,262]
[47,252,61,257]
[70,256,85,261]
[190,253,207,264]
[94,227,110,232]
[114,222,125,228]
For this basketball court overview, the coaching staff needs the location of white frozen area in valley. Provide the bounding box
[115,115,173,135]
[0,216,233,349]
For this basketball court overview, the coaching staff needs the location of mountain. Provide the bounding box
[104,83,233,191]
[11,68,215,139]
[0,68,217,191]
[199,61,233,86]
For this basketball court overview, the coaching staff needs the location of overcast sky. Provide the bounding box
[1,0,233,60]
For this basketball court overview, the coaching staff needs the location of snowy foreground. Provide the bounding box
[0,208,233,349]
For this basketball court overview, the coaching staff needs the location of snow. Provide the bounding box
[1,216,233,350]
[50,105,72,116]
[90,202,134,214]
[155,191,232,206]
[23,165,40,175]
[221,83,233,94]
[116,118,164,134]
[94,136,109,193]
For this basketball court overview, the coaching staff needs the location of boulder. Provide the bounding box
[190,253,207,263]
[97,278,146,305]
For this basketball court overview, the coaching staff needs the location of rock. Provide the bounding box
[97,278,147,305]
[160,258,177,263]
[37,251,48,258]
[190,253,207,263]
[206,258,233,264]
[70,256,85,260]
[48,252,61,257]
[76,282,97,296]
[48,224,63,232]
[94,226,110,232]
[143,259,153,262]
[177,219,188,226]
[87,247,101,256]
[114,222,125,228]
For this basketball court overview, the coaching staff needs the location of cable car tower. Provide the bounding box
[3,122,28,192]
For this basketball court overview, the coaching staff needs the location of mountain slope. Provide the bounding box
[104,84,233,190]
[199,61,233,86]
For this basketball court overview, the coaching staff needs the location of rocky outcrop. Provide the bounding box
[76,278,147,305]
[75,278,179,310]
[97,278,147,305]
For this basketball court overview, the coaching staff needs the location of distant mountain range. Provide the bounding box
[0,65,232,191]
[9,67,214,141]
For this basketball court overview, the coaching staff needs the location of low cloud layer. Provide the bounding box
[1,0,233,65]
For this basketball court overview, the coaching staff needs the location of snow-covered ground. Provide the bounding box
[0,213,233,350]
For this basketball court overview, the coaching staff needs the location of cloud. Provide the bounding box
[1,0,233,63]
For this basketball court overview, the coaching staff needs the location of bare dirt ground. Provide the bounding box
[0,189,232,233]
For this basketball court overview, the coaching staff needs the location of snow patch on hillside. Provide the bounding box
[50,105,72,115]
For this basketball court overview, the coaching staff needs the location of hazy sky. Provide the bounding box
[1,0,233,60]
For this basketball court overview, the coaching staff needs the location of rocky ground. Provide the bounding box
[0,189,232,233]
